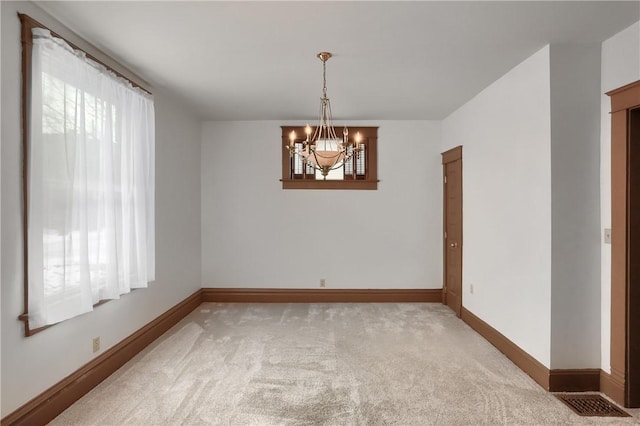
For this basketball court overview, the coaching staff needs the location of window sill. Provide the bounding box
[281,179,378,190]
[20,295,121,336]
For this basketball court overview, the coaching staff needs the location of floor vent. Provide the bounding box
[555,394,630,417]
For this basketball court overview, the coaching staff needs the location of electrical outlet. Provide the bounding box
[604,228,612,244]
[93,337,100,353]
[320,278,326,287]
[470,283,474,294]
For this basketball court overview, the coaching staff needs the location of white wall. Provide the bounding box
[442,46,553,367]
[549,44,602,369]
[201,120,442,290]
[0,2,202,417]
[600,21,640,373]
[442,38,627,370]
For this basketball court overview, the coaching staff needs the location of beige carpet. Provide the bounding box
[51,303,640,425]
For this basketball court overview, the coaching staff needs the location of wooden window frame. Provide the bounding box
[18,13,151,336]
[280,126,379,190]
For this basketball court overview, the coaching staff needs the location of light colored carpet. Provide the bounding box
[51,303,640,425]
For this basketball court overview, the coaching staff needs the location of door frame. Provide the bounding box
[607,79,640,407]
[442,146,463,315]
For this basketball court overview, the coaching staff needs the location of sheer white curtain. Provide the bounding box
[28,28,155,329]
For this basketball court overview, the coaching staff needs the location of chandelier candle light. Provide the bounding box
[286,52,362,179]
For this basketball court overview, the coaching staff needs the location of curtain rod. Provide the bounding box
[18,12,152,95]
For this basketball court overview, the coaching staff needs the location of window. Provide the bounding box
[19,14,155,335]
[281,126,378,190]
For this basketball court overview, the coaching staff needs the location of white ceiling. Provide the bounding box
[35,1,639,121]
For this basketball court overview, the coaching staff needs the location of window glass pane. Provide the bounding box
[356,144,366,176]
[345,145,353,175]
[293,142,304,175]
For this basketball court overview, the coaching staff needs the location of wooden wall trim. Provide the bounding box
[202,288,443,303]
[461,307,550,390]
[601,369,625,405]
[1,290,202,426]
[548,369,600,392]
[609,104,628,408]
[280,179,378,190]
[606,79,640,113]
[441,145,462,164]
[461,308,607,393]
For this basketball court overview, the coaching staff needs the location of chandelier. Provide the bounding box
[286,52,362,179]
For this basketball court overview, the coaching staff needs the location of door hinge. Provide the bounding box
[444,176,447,184]
[444,231,447,239]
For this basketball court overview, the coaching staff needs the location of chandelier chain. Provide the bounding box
[322,59,327,99]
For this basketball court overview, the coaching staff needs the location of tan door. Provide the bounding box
[442,146,463,317]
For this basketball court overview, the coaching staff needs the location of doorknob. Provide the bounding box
[450,242,458,248]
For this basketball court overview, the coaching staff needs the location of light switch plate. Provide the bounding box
[604,228,612,244]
